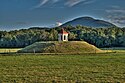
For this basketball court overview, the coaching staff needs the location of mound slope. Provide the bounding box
[18,41,103,53]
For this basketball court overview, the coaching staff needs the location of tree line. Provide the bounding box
[0,26,125,48]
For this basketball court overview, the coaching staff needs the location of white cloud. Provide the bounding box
[32,0,95,9]
[56,22,62,26]
[106,9,125,13]
[83,0,96,5]
[106,7,125,27]
[33,0,49,9]
[33,0,60,9]
[65,0,85,7]
[65,0,95,7]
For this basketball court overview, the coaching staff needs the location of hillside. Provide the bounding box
[18,41,103,53]
[61,17,116,28]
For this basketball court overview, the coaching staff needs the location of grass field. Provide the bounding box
[0,53,125,82]
[101,47,125,53]
[0,48,21,53]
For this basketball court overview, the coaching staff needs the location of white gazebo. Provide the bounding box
[58,28,68,41]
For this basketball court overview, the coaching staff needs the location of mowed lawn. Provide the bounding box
[0,53,125,82]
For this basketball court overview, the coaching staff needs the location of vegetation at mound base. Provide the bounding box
[18,41,103,53]
[0,48,21,53]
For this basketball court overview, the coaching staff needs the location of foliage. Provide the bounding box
[0,26,125,48]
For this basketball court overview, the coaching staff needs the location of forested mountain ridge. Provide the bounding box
[0,26,125,48]
[61,17,116,28]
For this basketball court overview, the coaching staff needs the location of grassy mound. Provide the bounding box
[18,41,103,53]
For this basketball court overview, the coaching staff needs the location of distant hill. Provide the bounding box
[61,17,116,28]
[18,41,103,53]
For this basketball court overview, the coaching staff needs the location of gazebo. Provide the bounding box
[58,28,68,41]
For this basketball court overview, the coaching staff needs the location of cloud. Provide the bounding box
[33,0,49,9]
[32,0,95,9]
[105,6,125,27]
[83,0,96,5]
[56,22,62,26]
[53,0,59,3]
[32,0,60,9]
[110,5,120,9]
[65,0,95,7]
[106,9,125,13]
[65,0,85,7]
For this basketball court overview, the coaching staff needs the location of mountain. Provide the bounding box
[61,17,116,28]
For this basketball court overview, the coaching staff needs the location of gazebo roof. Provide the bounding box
[59,28,68,34]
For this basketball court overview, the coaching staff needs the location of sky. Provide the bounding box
[0,0,125,30]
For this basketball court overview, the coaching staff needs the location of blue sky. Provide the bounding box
[0,0,125,30]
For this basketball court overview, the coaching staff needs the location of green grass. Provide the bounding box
[18,41,103,53]
[101,47,125,53]
[0,53,125,82]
